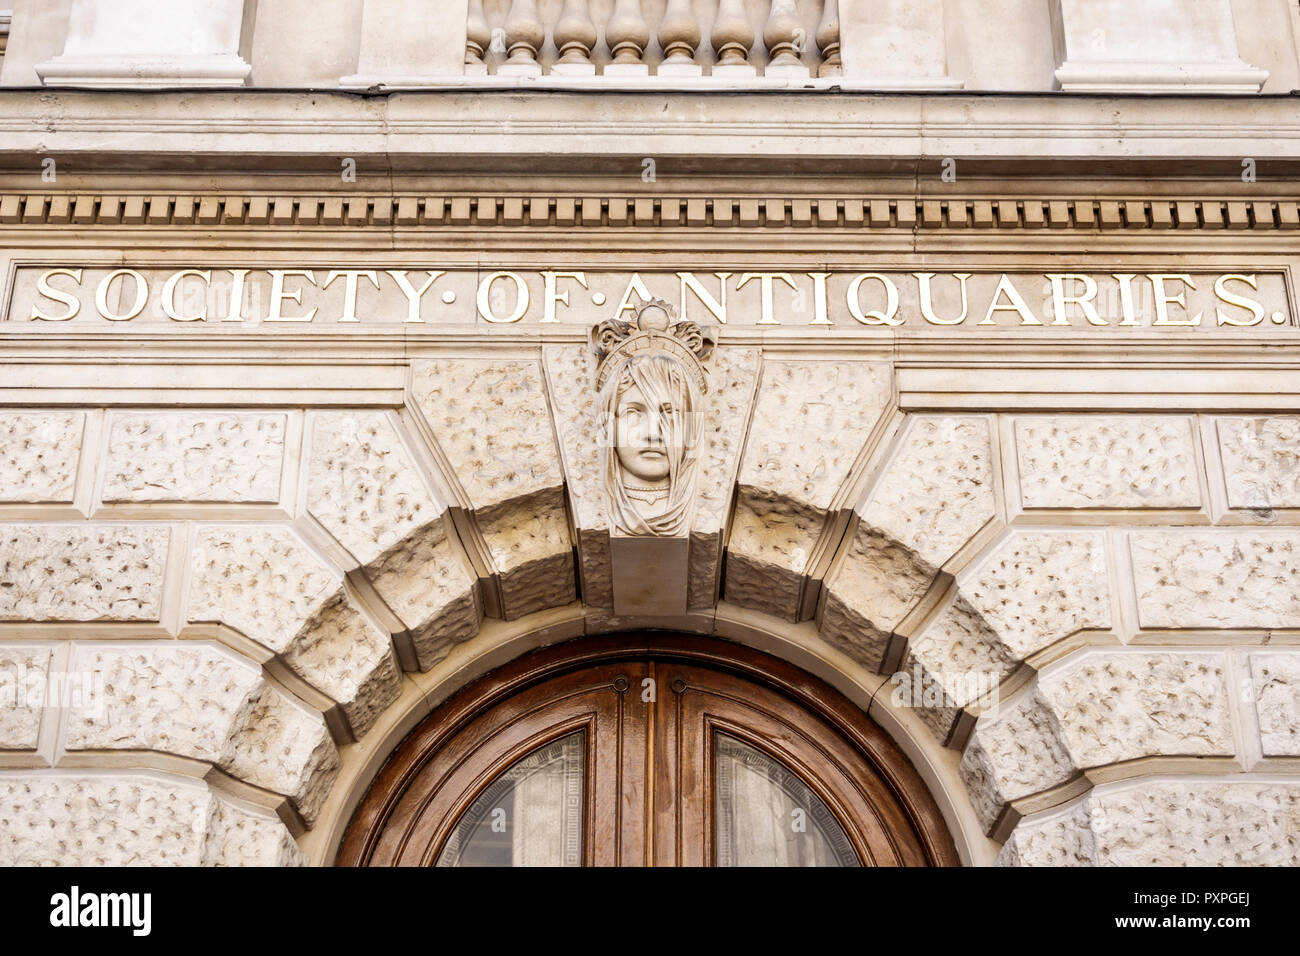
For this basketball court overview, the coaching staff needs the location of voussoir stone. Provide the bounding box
[0,524,169,621]
[960,687,1078,833]
[960,530,1111,659]
[188,524,401,736]
[0,773,304,866]
[306,411,480,668]
[63,643,339,823]
[1249,652,1300,756]
[727,360,892,620]
[102,410,287,503]
[1216,415,1300,509]
[411,359,574,618]
[0,411,85,502]
[0,646,52,750]
[821,416,997,659]
[1014,415,1200,509]
[1131,530,1300,629]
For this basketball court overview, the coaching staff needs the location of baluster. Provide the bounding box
[553,0,598,75]
[465,0,491,75]
[605,0,650,75]
[764,0,809,77]
[711,0,756,76]
[816,0,841,77]
[500,0,545,76]
[658,0,702,76]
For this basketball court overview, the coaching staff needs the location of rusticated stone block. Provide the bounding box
[1216,416,1300,509]
[960,689,1077,832]
[0,774,304,866]
[0,646,52,750]
[188,524,402,734]
[1250,652,1300,756]
[1014,415,1199,508]
[0,524,168,621]
[362,522,481,670]
[1001,783,1300,867]
[861,416,995,566]
[306,411,440,566]
[0,411,84,502]
[411,360,575,617]
[1041,652,1233,766]
[1131,531,1300,629]
[961,531,1111,658]
[542,345,604,532]
[728,361,892,619]
[64,644,339,823]
[102,411,287,503]
[738,361,891,511]
[410,359,561,511]
[907,595,1020,709]
[820,527,933,670]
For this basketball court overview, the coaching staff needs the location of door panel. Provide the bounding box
[339,635,958,867]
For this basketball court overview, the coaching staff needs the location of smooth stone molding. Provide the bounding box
[0,773,304,866]
[999,780,1300,865]
[1051,0,1268,93]
[339,0,469,88]
[0,411,84,503]
[839,0,962,89]
[36,0,254,87]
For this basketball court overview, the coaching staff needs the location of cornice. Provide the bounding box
[2,90,1300,177]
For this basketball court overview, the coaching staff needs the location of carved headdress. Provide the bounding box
[592,301,715,537]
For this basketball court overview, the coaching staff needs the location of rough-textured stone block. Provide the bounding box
[102,411,286,503]
[728,361,892,618]
[411,360,575,617]
[1131,531,1300,629]
[0,646,52,750]
[907,596,1020,709]
[63,644,339,822]
[1216,416,1300,509]
[0,525,168,621]
[188,524,402,734]
[1040,652,1233,766]
[961,531,1110,658]
[1250,652,1300,756]
[1015,416,1200,508]
[0,411,84,503]
[861,416,995,566]
[307,411,440,566]
[0,774,304,866]
[960,689,1077,832]
[1001,783,1300,867]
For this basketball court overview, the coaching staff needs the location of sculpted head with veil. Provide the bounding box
[592,301,713,537]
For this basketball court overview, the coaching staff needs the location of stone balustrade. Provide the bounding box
[468,0,841,80]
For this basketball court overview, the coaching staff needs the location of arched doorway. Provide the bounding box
[338,634,958,867]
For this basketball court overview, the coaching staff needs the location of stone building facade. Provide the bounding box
[0,0,1298,866]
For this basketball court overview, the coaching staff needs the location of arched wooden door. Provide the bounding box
[339,634,958,867]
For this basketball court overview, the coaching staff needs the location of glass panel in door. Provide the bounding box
[436,731,585,867]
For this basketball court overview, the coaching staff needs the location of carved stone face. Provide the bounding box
[614,380,671,483]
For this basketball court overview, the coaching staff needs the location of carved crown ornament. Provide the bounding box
[592,300,716,538]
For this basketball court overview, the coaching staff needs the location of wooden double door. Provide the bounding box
[339,635,956,867]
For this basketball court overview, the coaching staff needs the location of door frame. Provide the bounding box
[337,632,960,867]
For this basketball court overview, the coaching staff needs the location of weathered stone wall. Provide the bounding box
[1,391,1298,866]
